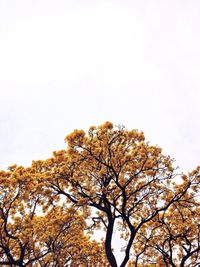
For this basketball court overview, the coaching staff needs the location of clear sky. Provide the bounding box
[0,0,200,175]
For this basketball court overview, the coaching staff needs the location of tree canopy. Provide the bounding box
[0,122,199,266]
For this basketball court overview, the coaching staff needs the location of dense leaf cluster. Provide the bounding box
[0,122,199,266]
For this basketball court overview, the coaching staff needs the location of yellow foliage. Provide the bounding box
[0,122,199,266]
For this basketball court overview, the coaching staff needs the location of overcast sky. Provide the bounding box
[0,0,200,174]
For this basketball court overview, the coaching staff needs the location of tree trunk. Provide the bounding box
[105,216,118,267]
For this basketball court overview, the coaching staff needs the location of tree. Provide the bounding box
[39,122,200,266]
[1,122,199,266]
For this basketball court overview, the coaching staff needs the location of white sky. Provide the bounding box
[0,0,200,175]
